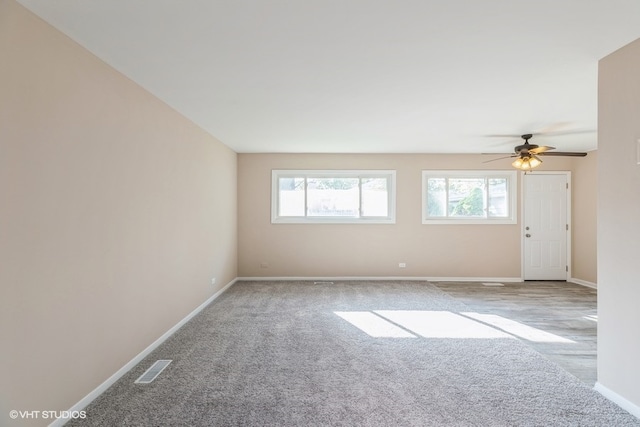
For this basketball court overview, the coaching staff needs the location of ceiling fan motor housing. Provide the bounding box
[514,134,535,154]
[515,143,538,154]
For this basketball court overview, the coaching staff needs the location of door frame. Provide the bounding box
[520,171,572,281]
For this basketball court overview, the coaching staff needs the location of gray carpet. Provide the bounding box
[68,281,640,426]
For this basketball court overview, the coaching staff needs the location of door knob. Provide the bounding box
[525,233,531,238]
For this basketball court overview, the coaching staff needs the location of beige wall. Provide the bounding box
[598,38,640,410]
[238,153,591,279]
[0,1,237,425]
[572,150,598,284]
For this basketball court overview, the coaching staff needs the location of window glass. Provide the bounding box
[448,178,485,218]
[307,177,359,217]
[423,171,516,224]
[272,170,396,224]
[278,177,305,216]
[361,178,389,217]
[488,178,508,217]
[426,178,446,217]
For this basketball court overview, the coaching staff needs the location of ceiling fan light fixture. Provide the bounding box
[512,157,524,169]
[512,155,542,171]
[530,155,542,168]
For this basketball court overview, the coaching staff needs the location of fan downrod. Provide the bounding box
[515,134,537,154]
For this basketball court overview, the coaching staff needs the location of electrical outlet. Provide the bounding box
[211,278,216,285]
[399,263,407,268]
[260,262,269,268]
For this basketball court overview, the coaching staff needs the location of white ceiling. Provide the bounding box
[16,0,640,154]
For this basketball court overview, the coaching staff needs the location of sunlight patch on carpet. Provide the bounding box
[375,310,511,339]
[336,310,574,342]
[461,312,575,343]
[336,310,513,339]
[335,311,416,338]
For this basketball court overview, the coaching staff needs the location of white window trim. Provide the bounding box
[422,170,517,225]
[272,170,396,224]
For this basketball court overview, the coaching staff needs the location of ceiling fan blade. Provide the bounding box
[538,122,573,134]
[538,152,588,157]
[484,134,521,138]
[537,129,596,137]
[482,155,516,163]
[529,145,555,154]
[484,128,595,138]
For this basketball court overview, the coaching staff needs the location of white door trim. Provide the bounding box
[520,171,572,281]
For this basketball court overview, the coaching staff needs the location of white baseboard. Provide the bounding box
[236,276,523,283]
[237,276,432,282]
[594,382,640,419]
[569,277,597,289]
[49,278,237,427]
[422,277,522,283]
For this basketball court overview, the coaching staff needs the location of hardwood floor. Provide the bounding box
[431,281,597,386]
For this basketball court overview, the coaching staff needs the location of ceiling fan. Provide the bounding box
[485,133,588,170]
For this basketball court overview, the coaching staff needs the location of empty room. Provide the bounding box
[2,0,640,426]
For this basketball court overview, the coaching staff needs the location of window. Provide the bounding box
[422,170,517,224]
[272,170,396,224]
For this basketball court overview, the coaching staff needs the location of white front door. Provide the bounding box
[523,173,569,280]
